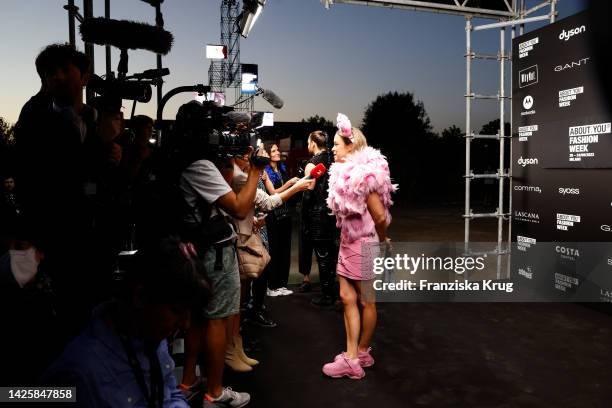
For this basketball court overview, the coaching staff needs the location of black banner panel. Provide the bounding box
[512,10,612,301]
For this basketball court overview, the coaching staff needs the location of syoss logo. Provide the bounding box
[558,188,580,195]
[559,25,586,41]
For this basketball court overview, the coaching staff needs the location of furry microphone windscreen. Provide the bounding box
[80,18,174,55]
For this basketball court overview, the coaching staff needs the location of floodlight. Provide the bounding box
[238,0,266,38]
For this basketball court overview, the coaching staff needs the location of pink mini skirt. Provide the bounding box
[336,236,379,281]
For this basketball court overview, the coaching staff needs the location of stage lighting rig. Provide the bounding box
[238,0,266,38]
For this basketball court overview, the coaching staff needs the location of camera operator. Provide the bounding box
[174,101,265,408]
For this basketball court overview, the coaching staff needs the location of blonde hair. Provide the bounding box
[336,127,367,151]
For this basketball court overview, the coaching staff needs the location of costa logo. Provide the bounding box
[555,57,590,72]
[517,156,538,167]
[555,246,580,258]
[558,188,580,195]
[559,25,586,41]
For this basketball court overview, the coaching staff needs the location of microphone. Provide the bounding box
[260,88,284,109]
[131,68,170,79]
[305,163,327,180]
[80,18,173,55]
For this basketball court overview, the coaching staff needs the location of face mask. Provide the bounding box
[9,248,40,288]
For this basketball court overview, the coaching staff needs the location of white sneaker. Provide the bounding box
[266,288,281,297]
[277,287,293,296]
[203,387,250,408]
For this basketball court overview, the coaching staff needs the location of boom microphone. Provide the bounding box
[80,18,173,55]
[305,163,327,180]
[261,88,284,109]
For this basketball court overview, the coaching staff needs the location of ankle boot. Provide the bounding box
[225,341,253,372]
[235,335,259,366]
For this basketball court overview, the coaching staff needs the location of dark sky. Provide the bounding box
[0,0,588,132]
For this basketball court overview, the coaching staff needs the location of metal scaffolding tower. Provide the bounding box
[323,0,558,277]
[464,0,557,278]
[208,0,254,111]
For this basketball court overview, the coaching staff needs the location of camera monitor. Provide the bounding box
[241,64,258,95]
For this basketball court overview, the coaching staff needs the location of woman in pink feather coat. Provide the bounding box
[322,114,397,380]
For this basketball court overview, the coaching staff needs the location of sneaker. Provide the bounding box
[178,377,204,400]
[266,288,281,297]
[322,354,365,379]
[203,387,250,408]
[276,287,293,295]
[335,348,375,368]
[298,281,312,293]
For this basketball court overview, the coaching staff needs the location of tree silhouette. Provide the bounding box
[361,92,436,201]
[300,115,333,129]
[0,117,14,147]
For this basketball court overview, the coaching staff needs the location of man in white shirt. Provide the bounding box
[179,145,267,408]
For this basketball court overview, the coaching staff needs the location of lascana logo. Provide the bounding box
[559,25,586,41]
[523,95,534,110]
[517,156,538,167]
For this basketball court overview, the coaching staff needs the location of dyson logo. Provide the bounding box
[559,25,586,41]
[517,156,538,167]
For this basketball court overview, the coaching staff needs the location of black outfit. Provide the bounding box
[14,99,116,338]
[266,166,293,290]
[300,151,339,299]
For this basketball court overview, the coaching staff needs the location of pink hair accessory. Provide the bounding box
[336,113,354,142]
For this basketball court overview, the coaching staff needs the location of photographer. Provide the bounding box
[174,101,266,408]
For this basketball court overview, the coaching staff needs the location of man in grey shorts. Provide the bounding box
[177,104,268,407]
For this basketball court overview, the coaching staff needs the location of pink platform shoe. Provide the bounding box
[323,354,365,379]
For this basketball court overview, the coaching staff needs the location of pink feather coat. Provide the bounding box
[327,146,398,243]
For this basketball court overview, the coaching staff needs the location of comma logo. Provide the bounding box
[517,156,538,167]
[522,95,534,110]
[559,25,586,41]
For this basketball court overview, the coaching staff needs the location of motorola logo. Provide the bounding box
[558,187,580,195]
[522,95,534,110]
[519,65,538,88]
[517,156,538,167]
[559,25,586,41]
[555,57,590,72]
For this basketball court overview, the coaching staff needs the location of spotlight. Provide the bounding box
[238,0,266,38]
